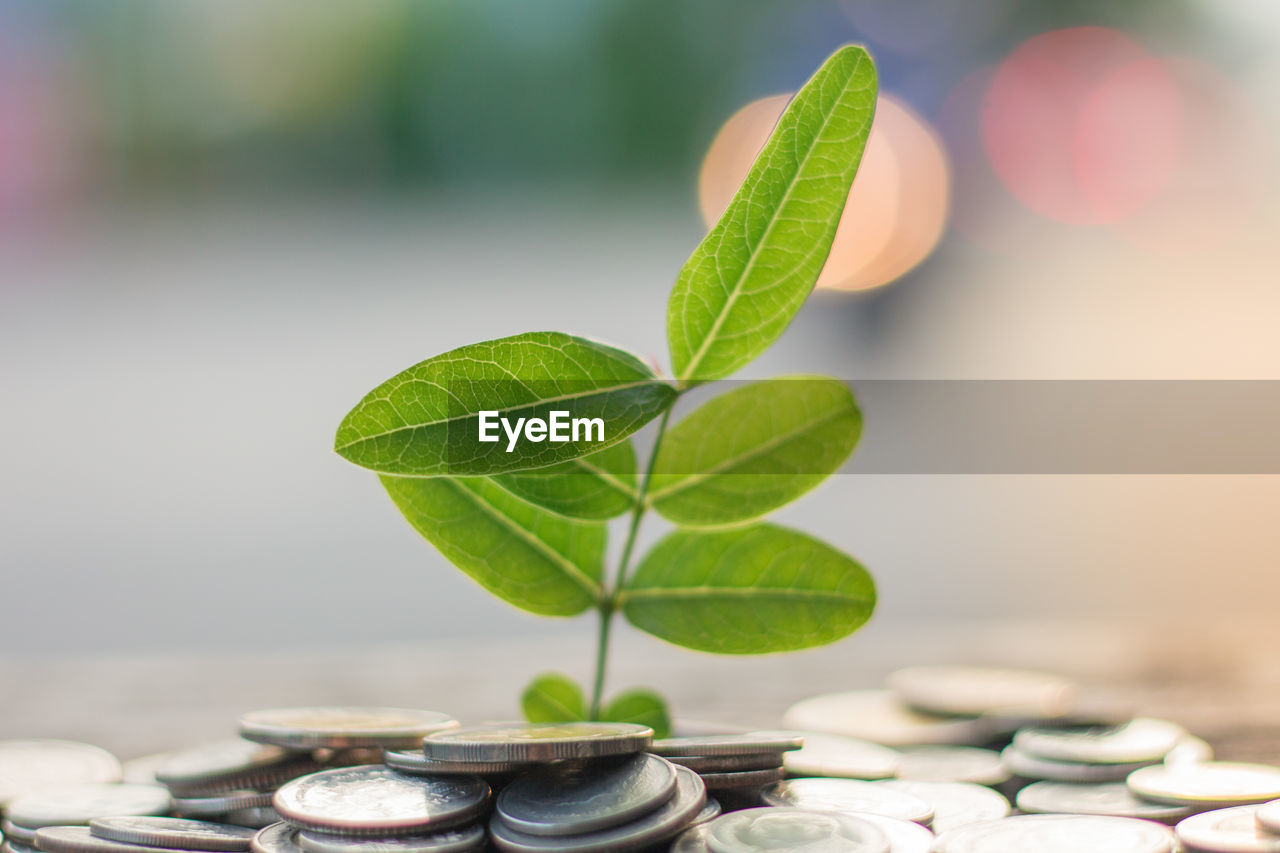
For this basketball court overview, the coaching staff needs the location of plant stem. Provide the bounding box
[588,406,673,719]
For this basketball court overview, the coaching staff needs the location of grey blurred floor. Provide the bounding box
[2,194,1278,668]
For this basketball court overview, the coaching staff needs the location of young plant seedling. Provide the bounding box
[335,46,879,735]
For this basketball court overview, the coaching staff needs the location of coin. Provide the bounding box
[887,666,1078,720]
[879,781,1010,835]
[894,747,1008,786]
[1001,745,1152,783]
[240,709,458,751]
[1257,799,1280,835]
[221,810,280,830]
[487,764,706,852]
[1,824,35,845]
[665,754,784,774]
[692,799,722,827]
[783,734,899,780]
[6,783,170,829]
[496,753,677,836]
[7,844,38,853]
[174,792,277,817]
[1166,736,1215,767]
[1129,763,1280,807]
[760,778,934,826]
[699,768,787,790]
[296,825,486,853]
[89,818,258,851]
[383,751,530,777]
[249,824,303,853]
[1015,782,1191,823]
[0,741,123,806]
[38,827,198,853]
[156,740,316,796]
[424,723,652,764]
[852,814,935,853]
[1015,718,1185,766]
[650,734,803,758]
[1176,805,1280,853]
[782,691,989,748]
[272,766,488,837]
[670,823,712,853]
[702,808,890,852]
[931,814,1175,853]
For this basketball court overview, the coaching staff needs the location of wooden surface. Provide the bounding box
[3,618,1280,764]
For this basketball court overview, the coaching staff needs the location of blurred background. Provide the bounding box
[3,0,1280,742]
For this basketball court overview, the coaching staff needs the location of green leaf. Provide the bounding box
[648,378,860,527]
[621,524,875,654]
[602,689,671,738]
[336,332,677,477]
[522,672,587,723]
[381,475,603,616]
[492,440,637,520]
[667,45,877,384]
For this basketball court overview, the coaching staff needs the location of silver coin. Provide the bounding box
[760,778,934,826]
[240,709,458,751]
[665,754,784,774]
[703,807,890,852]
[1176,805,1280,853]
[35,827,227,853]
[1015,718,1185,766]
[272,765,487,837]
[650,734,803,758]
[879,781,1010,835]
[1129,763,1280,808]
[221,810,280,830]
[894,747,1008,786]
[296,825,485,853]
[932,814,1174,853]
[6,783,170,829]
[383,751,530,777]
[424,723,651,764]
[1257,799,1280,835]
[0,741,123,806]
[249,824,303,853]
[1016,782,1190,823]
[174,792,277,817]
[156,740,314,796]
[692,799,723,827]
[670,823,712,853]
[496,753,677,837]
[851,814,934,853]
[1166,736,1215,767]
[487,763,706,852]
[1,824,35,845]
[1001,745,1152,783]
[782,691,989,748]
[783,734,900,780]
[888,666,1078,721]
[90,817,258,851]
[700,767,787,791]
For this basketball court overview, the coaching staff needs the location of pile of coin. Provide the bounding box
[648,732,799,808]
[11,665,1280,851]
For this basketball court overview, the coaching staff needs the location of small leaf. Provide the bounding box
[336,332,677,477]
[522,672,587,723]
[493,440,637,520]
[668,45,877,384]
[649,377,860,527]
[602,689,671,738]
[381,475,603,616]
[621,524,875,654]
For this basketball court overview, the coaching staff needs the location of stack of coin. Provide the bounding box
[1173,803,1280,852]
[4,782,171,853]
[648,732,799,802]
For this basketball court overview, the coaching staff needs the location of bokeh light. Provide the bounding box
[699,94,950,292]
